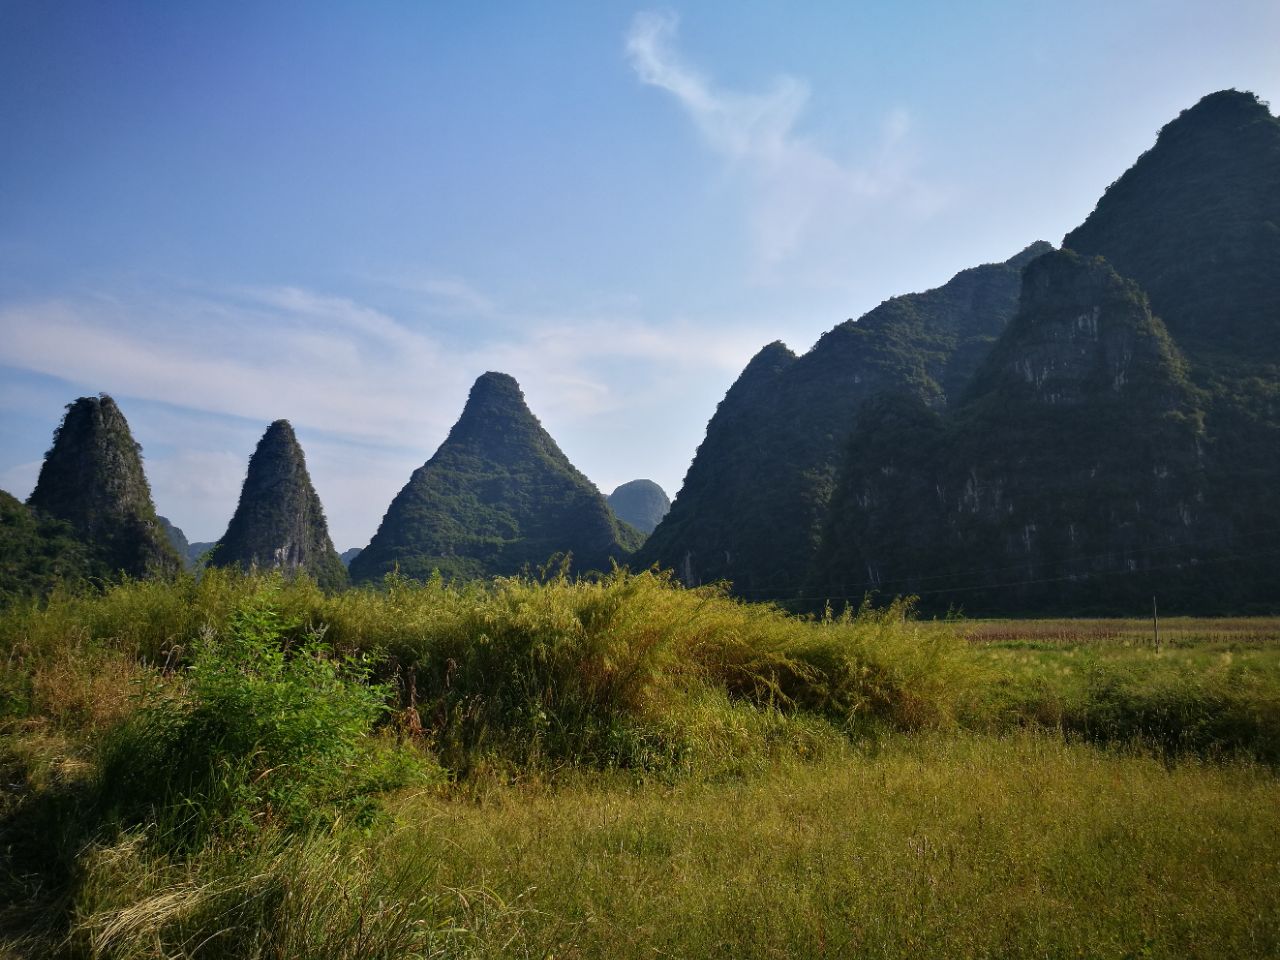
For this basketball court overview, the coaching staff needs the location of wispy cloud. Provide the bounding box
[356,270,497,316]
[625,10,938,273]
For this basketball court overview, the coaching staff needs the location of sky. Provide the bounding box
[1,1,1277,549]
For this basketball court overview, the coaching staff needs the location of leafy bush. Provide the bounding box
[96,586,430,843]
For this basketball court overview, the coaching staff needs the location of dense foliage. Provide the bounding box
[206,419,348,591]
[0,490,90,605]
[351,372,642,583]
[638,243,1051,596]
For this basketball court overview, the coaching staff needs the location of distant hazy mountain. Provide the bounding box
[607,480,670,535]
[340,547,362,567]
[187,542,215,566]
[638,242,1050,595]
[351,372,642,583]
[206,420,347,590]
[26,395,180,579]
[157,516,190,569]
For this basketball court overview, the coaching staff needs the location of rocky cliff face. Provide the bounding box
[814,251,1214,613]
[27,395,180,578]
[638,242,1051,596]
[350,372,641,583]
[607,480,670,535]
[207,420,347,590]
[1061,89,1280,607]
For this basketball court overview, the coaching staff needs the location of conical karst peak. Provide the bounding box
[350,374,639,583]
[27,394,180,578]
[208,419,347,590]
[443,372,558,463]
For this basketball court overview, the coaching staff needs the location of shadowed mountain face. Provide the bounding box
[207,420,347,590]
[27,395,180,579]
[350,372,642,583]
[1060,89,1280,606]
[607,480,670,535]
[1064,90,1280,367]
[638,242,1051,597]
[815,251,1212,613]
[811,90,1280,613]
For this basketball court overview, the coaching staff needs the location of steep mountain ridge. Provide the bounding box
[207,420,347,590]
[351,372,641,583]
[638,242,1051,594]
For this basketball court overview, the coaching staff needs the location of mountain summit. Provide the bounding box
[207,420,347,590]
[26,395,180,578]
[350,372,641,582]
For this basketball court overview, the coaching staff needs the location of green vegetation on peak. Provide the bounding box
[207,419,347,591]
[350,372,640,583]
[607,479,670,535]
[26,394,180,580]
[639,243,1045,596]
[1064,88,1279,365]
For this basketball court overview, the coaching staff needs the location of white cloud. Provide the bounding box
[625,11,939,273]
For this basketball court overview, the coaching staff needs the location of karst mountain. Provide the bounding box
[207,420,348,590]
[25,395,180,579]
[637,240,1052,595]
[351,372,642,583]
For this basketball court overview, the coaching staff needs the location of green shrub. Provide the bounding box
[96,585,432,844]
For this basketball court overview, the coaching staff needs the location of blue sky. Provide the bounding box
[2,1,1277,549]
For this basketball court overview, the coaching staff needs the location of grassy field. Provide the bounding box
[1,572,1277,958]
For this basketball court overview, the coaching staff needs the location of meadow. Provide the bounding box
[1,570,1277,958]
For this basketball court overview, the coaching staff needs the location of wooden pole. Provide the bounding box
[1152,595,1160,652]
